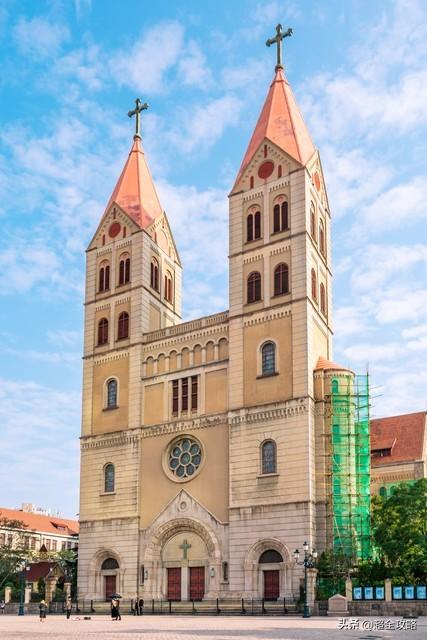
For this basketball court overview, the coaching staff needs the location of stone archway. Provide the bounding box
[244,538,294,601]
[142,517,221,600]
[89,549,124,601]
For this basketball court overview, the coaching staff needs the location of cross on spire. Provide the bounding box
[128,98,149,138]
[266,24,293,70]
[179,539,192,560]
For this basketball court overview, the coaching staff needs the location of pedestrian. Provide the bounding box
[39,599,47,622]
[116,598,121,620]
[65,596,72,619]
[133,595,139,615]
[111,598,118,620]
[138,597,144,615]
[0,598,5,614]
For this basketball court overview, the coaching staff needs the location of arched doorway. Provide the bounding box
[259,549,283,600]
[101,557,119,600]
[162,532,208,601]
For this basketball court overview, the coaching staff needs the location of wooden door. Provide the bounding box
[189,566,205,601]
[105,575,116,600]
[263,570,280,601]
[167,568,181,601]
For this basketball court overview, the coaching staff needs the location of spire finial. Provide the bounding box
[266,24,293,70]
[128,98,149,139]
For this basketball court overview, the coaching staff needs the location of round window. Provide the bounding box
[168,437,202,480]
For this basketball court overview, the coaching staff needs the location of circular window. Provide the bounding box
[167,436,203,480]
[258,161,274,179]
[109,222,121,238]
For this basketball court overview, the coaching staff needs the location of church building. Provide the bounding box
[78,27,370,603]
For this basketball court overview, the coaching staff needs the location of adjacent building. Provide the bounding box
[370,411,427,497]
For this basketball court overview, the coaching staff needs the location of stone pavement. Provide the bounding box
[0,615,426,640]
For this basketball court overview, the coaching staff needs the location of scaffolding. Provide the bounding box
[329,374,371,559]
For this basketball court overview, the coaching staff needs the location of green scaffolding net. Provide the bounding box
[330,374,371,559]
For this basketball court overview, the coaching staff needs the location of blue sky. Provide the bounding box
[1,0,426,518]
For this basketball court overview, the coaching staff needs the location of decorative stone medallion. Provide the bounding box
[258,161,274,179]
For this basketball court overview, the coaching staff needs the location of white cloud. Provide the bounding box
[178,40,211,88]
[110,21,184,94]
[47,329,81,347]
[0,244,60,294]
[13,16,70,60]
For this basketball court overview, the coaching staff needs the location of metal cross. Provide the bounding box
[266,24,293,69]
[128,98,149,138]
[179,539,192,560]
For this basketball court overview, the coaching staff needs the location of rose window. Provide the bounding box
[168,437,202,479]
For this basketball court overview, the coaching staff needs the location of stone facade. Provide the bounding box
[78,62,349,603]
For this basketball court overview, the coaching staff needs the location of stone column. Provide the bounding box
[4,586,11,603]
[24,586,31,604]
[64,582,72,600]
[45,577,56,604]
[181,562,189,601]
[385,578,392,602]
[306,568,317,608]
[345,577,353,600]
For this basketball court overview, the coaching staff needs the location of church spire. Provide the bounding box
[105,98,163,229]
[233,27,315,189]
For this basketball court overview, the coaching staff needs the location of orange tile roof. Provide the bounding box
[105,135,163,228]
[315,356,352,372]
[370,411,426,466]
[0,507,79,536]
[233,67,316,188]
[26,562,57,582]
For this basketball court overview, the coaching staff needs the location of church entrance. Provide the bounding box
[189,566,205,601]
[263,570,280,601]
[105,575,116,600]
[167,568,181,601]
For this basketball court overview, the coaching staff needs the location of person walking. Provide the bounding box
[65,596,72,619]
[138,597,144,615]
[115,598,122,620]
[111,598,118,620]
[133,595,139,615]
[39,600,47,622]
[0,598,5,614]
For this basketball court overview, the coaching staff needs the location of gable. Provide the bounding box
[87,202,140,251]
[148,212,182,266]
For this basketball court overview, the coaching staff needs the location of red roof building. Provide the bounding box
[0,505,78,552]
[370,411,427,496]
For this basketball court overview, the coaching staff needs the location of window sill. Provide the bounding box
[116,336,129,342]
[246,299,263,305]
[100,491,116,496]
[116,282,131,289]
[103,406,119,412]
[272,292,291,298]
[244,238,263,244]
[256,372,279,379]
[257,473,279,479]
[271,229,290,235]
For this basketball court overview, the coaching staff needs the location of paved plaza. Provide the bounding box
[0,615,426,640]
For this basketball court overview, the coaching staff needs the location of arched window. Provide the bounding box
[150,258,159,291]
[247,213,253,242]
[99,263,110,292]
[274,263,289,296]
[101,557,119,570]
[250,176,254,189]
[261,341,276,376]
[331,379,339,394]
[259,549,283,563]
[118,254,130,285]
[320,283,326,315]
[117,311,129,339]
[311,268,317,301]
[106,379,118,408]
[310,203,316,240]
[97,318,109,345]
[247,212,261,241]
[164,271,173,302]
[104,464,115,493]
[379,486,387,498]
[319,219,326,256]
[261,440,276,474]
[273,201,289,232]
[247,271,261,303]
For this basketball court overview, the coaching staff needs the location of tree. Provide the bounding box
[0,514,32,591]
[371,479,427,582]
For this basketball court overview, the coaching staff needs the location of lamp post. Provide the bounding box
[18,565,30,616]
[293,541,317,618]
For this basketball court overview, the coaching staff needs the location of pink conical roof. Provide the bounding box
[106,135,163,228]
[233,67,315,188]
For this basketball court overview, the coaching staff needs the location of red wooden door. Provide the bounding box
[263,570,280,601]
[189,566,205,601]
[105,575,116,600]
[167,568,181,601]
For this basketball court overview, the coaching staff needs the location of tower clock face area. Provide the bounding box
[109,222,121,238]
[258,160,274,179]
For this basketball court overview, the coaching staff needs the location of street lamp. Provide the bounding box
[18,565,31,616]
[293,541,317,618]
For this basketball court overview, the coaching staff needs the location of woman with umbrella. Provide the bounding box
[110,594,121,621]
